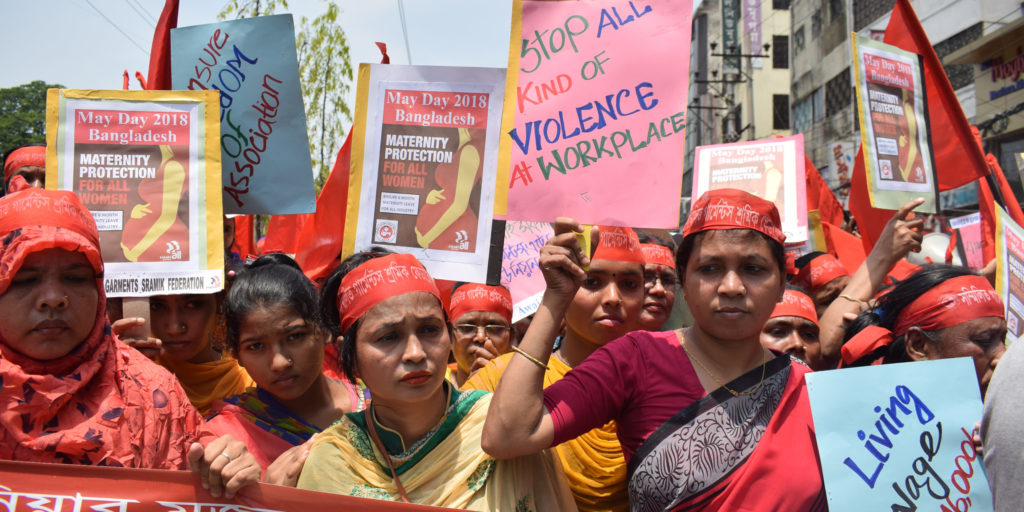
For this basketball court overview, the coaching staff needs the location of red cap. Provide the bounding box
[769,290,819,325]
[792,253,849,293]
[592,226,644,265]
[682,188,785,245]
[640,243,675,268]
[448,283,513,323]
[4,146,45,182]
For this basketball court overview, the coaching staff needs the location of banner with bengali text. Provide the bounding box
[171,14,316,215]
[500,221,554,322]
[0,460,452,511]
[499,0,692,228]
[996,204,1024,345]
[45,89,224,297]
[806,358,993,512]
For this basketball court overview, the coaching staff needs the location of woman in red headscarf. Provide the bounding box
[761,288,821,365]
[3,144,46,191]
[483,188,827,511]
[0,183,259,498]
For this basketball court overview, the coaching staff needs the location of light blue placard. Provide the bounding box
[806,358,993,512]
[171,14,315,215]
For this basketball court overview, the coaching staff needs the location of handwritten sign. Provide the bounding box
[996,204,1024,345]
[343,64,506,283]
[826,139,855,206]
[806,358,993,512]
[171,14,316,215]
[852,34,938,213]
[45,89,224,296]
[0,459,452,511]
[500,221,554,322]
[950,212,983,270]
[499,0,692,227]
[693,135,808,242]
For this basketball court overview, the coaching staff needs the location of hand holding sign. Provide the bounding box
[539,217,590,307]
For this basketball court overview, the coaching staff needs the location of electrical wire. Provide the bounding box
[123,0,155,27]
[397,0,413,64]
[82,0,149,56]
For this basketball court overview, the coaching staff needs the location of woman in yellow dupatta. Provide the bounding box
[296,249,575,510]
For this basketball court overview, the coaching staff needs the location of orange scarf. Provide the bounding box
[161,355,255,416]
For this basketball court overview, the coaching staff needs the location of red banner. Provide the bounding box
[0,460,453,511]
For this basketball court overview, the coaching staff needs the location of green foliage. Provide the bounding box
[0,80,62,156]
[218,0,352,195]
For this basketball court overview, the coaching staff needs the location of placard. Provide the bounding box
[0,460,451,511]
[45,89,224,297]
[949,212,983,270]
[500,221,554,322]
[852,34,938,213]
[996,204,1024,345]
[344,64,506,283]
[693,134,808,242]
[171,14,316,215]
[806,358,993,512]
[500,0,692,227]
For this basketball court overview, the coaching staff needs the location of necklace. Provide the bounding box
[680,334,768,397]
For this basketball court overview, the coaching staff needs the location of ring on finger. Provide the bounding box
[219,452,232,462]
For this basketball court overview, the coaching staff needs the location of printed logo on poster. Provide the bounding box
[375,219,398,244]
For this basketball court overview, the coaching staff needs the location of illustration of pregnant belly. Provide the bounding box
[121,146,190,262]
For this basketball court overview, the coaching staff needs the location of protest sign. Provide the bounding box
[825,139,855,206]
[500,0,691,227]
[949,212,983,270]
[500,221,554,322]
[852,34,938,213]
[171,14,316,215]
[693,134,808,242]
[0,460,452,511]
[344,64,506,283]
[996,204,1024,344]
[45,89,224,297]
[806,358,993,512]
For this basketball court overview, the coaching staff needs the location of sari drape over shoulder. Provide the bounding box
[160,355,255,416]
[465,352,629,512]
[297,389,576,511]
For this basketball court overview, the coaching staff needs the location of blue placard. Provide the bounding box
[806,358,993,512]
[171,14,315,215]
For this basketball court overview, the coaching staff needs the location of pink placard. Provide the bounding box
[500,220,553,322]
[502,0,692,228]
[692,134,809,242]
[949,212,983,270]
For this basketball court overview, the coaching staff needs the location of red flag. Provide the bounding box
[293,133,352,281]
[375,42,391,64]
[823,222,867,272]
[232,215,255,260]
[978,176,997,264]
[848,148,892,250]
[883,0,988,191]
[804,155,844,226]
[988,153,1024,226]
[146,0,179,90]
[261,214,312,256]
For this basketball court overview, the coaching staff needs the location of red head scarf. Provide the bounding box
[640,243,675,269]
[593,226,644,265]
[792,253,849,293]
[338,253,442,333]
[841,275,1004,365]
[682,188,786,245]
[448,283,513,323]
[770,290,819,325]
[3,146,45,183]
[0,187,202,468]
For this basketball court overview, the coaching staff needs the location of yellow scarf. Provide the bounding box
[297,390,575,511]
[160,355,254,416]
[463,353,629,512]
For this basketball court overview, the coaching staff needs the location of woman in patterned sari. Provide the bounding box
[296,248,575,510]
[482,189,827,511]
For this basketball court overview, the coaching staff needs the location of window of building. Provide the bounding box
[773,0,791,10]
[793,25,805,54]
[828,0,844,24]
[825,68,852,117]
[773,95,790,130]
[792,97,812,134]
[812,87,825,122]
[773,35,789,69]
[853,0,895,32]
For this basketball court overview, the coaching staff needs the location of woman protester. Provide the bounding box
[840,264,1005,395]
[482,189,827,511]
[207,257,368,475]
[760,288,820,365]
[296,249,575,510]
[464,226,647,512]
[637,231,678,331]
[0,182,258,498]
[448,282,514,387]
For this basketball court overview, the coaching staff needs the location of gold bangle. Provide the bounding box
[838,294,866,306]
[511,346,549,370]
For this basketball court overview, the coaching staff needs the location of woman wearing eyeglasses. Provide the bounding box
[447,283,514,387]
[637,231,678,331]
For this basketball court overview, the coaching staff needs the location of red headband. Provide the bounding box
[448,283,513,323]
[640,243,675,269]
[4,146,45,182]
[841,275,1004,365]
[793,253,849,292]
[593,226,644,265]
[770,290,819,325]
[682,188,785,245]
[337,253,441,333]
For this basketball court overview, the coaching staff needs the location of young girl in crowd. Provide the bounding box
[841,264,1005,395]
[447,282,514,387]
[206,256,367,473]
[464,226,647,512]
[0,182,258,498]
[760,288,820,364]
[482,189,827,511]
[297,249,574,510]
